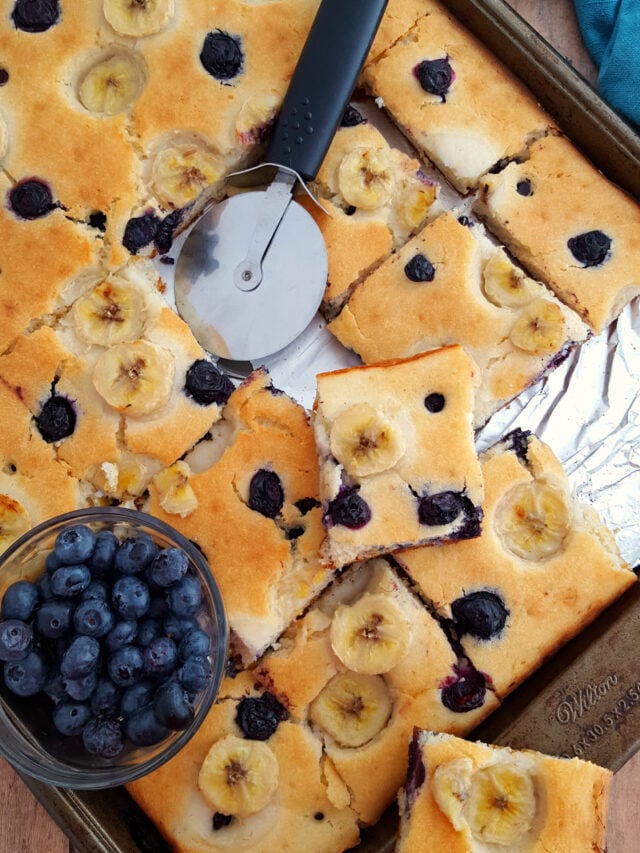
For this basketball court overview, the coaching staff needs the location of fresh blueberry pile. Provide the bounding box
[0,523,213,761]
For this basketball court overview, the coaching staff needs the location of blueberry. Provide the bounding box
[34,394,76,442]
[153,680,194,730]
[88,210,107,232]
[44,670,67,703]
[105,619,138,652]
[405,730,426,810]
[90,677,122,718]
[122,213,161,254]
[35,599,74,639]
[0,619,33,661]
[142,636,178,677]
[107,644,144,687]
[177,654,212,694]
[178,628,210,662]
[136,617,162,648]
[112,575,150,620]
[54,523,96,564]
[415,57,454,99]
[154,209,183,255]
[120,680,156,718]
[60,635,101,679]
[73,598,114,638]
[37,572,54,602]
[213,813,233,830]
[63,670,98,701]
[424,392,445,413]
[567,230,611,267]
[295,497,321,515]
[440,665,486,712]
[50,564,92,598]
[165,576,202,618]
[451,591,509,640]
[185,359,234,407]
[11,0,60,33]
[404,253,435,282]
[52,700,92,737]
[4,650,48,696]
[8,177,56,218]
[506,427,532,461]
[516,178,533,196]
[125,705,170,747]
[341,105,365,127]
[115,533,157,574]
[45,551,62,573]
[147,594,168,619]
[163,613,198,643]
[1,580,38,621]
[200,30,243,81]
[90,530,118,575]
[325,488,371,529]
[147,547,189,588]
[80,579,110,602]
[418,491,464,526]
[82,717,124,758]
[235,692,288,741]
[248,469,284,518]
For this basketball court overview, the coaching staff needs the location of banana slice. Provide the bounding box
[151,142,224,209]
[397,174,438,231]
[235,89,280,147]
[495,478,571,561]
[330,593,412,675]
[431,758,474,831]
[483,254,538,309]
[329,403,406,478]
[103,0,174,38]
[78,52,146,115]
[464,761,536,845]
[92,339,175,417]
[89,456,151,499]
[337,146,394,210]
[198,734,279,818]
[509,298,566,354]
[72,278,147,347]
[308,671,392,748]
[153,460,198,517]
[0,494,31,551]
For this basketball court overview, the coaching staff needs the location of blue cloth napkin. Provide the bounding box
[574,0,640,128]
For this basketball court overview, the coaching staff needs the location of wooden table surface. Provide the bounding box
[1,1,638,851]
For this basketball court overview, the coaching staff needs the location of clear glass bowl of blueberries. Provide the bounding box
[0,507,228,788]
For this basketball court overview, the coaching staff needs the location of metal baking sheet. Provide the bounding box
[15,1,640,850]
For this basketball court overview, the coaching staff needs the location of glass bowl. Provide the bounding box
[0,507,228,788]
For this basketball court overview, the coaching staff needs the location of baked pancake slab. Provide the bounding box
[328,211,589,427]
[313,347,484,568]
[474,134,640,333]
[397,730,611,852]
[396,430,635,698]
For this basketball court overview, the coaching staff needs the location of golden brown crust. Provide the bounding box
[396,434,635,698]
[363,3,554,193]
[397,731,612,852]
[474,134,640,333]
[313,347,484,567]
[328,211,589,427]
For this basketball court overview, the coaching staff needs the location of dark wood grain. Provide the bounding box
[0,2,636,852]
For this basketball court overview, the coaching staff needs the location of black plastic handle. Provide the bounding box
[266,0,389,181]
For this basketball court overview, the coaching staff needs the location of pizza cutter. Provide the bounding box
[174,0,388,363]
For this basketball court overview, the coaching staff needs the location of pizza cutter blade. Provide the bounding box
[174,0,388,363]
